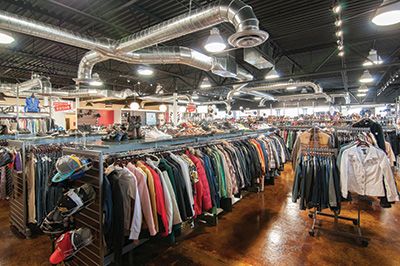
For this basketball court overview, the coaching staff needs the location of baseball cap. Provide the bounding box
[49,228,93,264]
[52,155,92,183]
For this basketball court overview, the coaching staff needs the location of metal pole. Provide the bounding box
[172,93,178,126]
[75,97,79,129]
[16,86,20,138]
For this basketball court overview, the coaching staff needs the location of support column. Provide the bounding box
[172,93,178,126]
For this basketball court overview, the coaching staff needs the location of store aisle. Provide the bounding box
[1,165,400,265]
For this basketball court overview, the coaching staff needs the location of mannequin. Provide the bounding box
[24,93,40,113]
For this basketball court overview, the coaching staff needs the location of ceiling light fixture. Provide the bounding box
[204,27,226,53]
[372,0,400,26]
[192,92,199,99]
[265,67,280,79]
[287,86,297,90]
[338,45,344,51]
[137,66,154,76]
[233,91,241,96]
[130,101,140,111]
[89,73,103,86]
[358,84,369,93]
[159,104,168,112]
[357,93,367,97]
[254,96,262,100]
[0,30,15,44]
[363,49,383,66]
[338,51,345,57]
[335,30,343,37]
[200,77,212,88]
[359,70,374,83]
[333,3,342,13]
[335,20,342,27]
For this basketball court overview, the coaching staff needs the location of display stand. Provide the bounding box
[8,135,103,238]
[61,130,270,266]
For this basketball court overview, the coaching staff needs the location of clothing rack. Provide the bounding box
[8,135,103,238]
[303,145,370,247]
[61,130,275,266]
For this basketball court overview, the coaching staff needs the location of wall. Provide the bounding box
[97,110,114,126]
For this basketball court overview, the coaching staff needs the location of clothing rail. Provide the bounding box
[8,135,103,238]
[61,131,280,266]
[332,127,371,132]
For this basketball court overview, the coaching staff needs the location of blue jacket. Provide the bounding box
[24,96,40,112]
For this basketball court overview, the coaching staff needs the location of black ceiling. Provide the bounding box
[0,0,400,104]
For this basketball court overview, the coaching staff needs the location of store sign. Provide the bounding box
[186,103,196,113]
[53,101,72,112]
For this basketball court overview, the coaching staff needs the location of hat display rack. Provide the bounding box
[58,129,273,266]
[7,135,102,238]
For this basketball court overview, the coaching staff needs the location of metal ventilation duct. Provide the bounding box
[77,47,228,82]
[1,75,52,97]
[244,48,274,69]
[242,81,323,94]
[274,93,332,103]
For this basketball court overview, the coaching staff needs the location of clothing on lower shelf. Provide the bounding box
[18,118,52,135]
[102,133,289,263]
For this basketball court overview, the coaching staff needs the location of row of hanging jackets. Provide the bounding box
[26,147,64,225]
[0,143,16,199]
[18,118,52,135]
[102,134,289,263]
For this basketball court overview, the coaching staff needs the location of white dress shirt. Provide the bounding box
[340,145,399,202]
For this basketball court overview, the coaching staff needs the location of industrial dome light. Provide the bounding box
[204,27,226,53]
[372,0,400,26]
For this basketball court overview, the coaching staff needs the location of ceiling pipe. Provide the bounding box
[77,47,227,83]
[330,92,351,104]
[242,81,323,94]
[1,74,52,97]
[77,0,267,83]
[274,92,332,103]
[139,95,192,108]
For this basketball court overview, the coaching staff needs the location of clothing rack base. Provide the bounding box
[308,205,370,247]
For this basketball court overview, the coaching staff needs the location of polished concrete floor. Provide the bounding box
[1,165,400,266]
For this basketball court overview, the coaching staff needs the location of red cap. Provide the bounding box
[49,231,73,264]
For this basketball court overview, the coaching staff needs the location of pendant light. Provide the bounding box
[200,77,212,88]
[159,104,167,112]
[130,101,140,110]
[204,27,226,53]
[363,49,383,66]
[372,0,400,26]
[359,70,374,83]
[357,93,367,97]
[0,30,15,44]
[137,66,153,76]
[265,67,280,79]
[358,84,369,93]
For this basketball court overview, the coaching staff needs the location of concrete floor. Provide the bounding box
[1,165,400,265]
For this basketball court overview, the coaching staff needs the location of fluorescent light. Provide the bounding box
[0,31,14,44]
[358,84,369,93]
[130,101,140,110]
[254,96,262,100]
[335,20,342,27]
[265,67,280,79]
[363,49,383,66]
[179,106,186,113]
[204,27,226,53]
[287,86,297,90]
[137,67,153,76]
[359,70,374,83]
[89,80,103,86]
[333,4,341,13]
[159,104,168,112]
[372,1,400,26]
[357,93,367,97]
[200,77,211,88]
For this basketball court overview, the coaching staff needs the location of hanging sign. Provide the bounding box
[53,101,72,112]
[186,103,196,113]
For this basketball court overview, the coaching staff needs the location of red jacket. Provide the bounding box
[186,151,212,212]
[143,163,169,237]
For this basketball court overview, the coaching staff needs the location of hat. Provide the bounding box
[0,148,12,168]
[52,155,92,183]
[49,228,93,264]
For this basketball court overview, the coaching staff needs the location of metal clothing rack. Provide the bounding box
[302,144,370,246]
[8,135,103,238]
[62,131,273,266]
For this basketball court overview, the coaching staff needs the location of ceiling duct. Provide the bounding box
[274,93,332,103]
[242,81,323,94]
[77,47,228,82]
[1,74,52,97]
[244,48,273,69]
[213,54,238,78]
[330,92,351,104]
